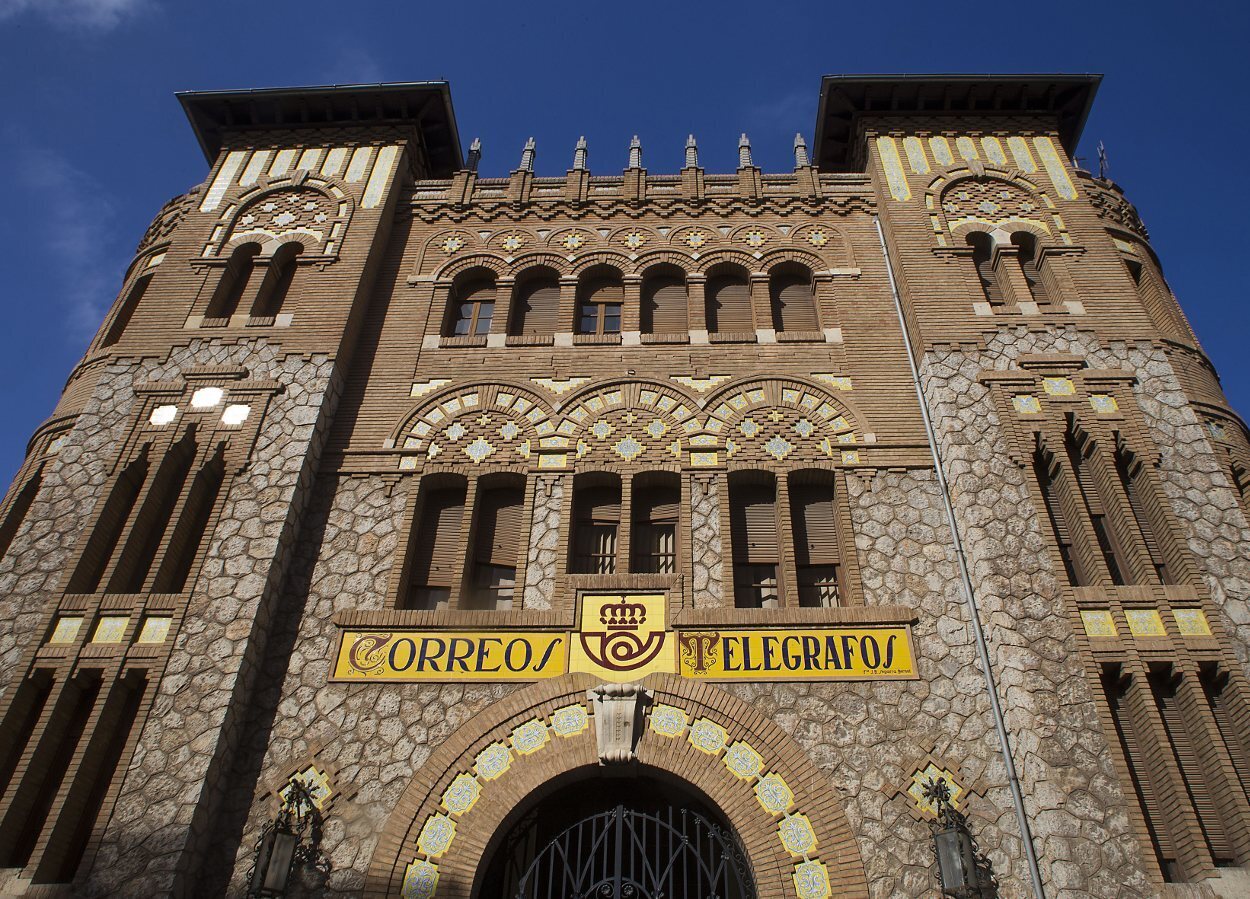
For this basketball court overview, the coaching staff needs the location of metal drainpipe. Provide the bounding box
[874,216,1047,898]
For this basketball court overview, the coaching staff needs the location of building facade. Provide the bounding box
[1,74,1249,898]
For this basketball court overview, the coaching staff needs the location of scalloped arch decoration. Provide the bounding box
[555,380,701,466]
[702,377,862,466]
[392,383,555,469]
[204,180,351,259]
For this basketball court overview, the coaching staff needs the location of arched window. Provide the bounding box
[106,435,196,594]
[576,267,624,335]
[464,475,525,610]
[205,243,260,320]
[728,471,779,608]
[967,232,1003,308]
[101,275,151,348]
[788,471,843,607]
[768,264,818,332]
[1011,232,1051,307]
[510,268,560,337]
[631,473,680,574]
[640,266,688,335]
[570,474,621,574]
[251,243,304,318]
[704,265,753,334]
[446,272,497,337]
[401,477,467,609]
[66,454,149,594]
[151,449,226,594]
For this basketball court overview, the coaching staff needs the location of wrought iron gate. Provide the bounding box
[514,804,756,899]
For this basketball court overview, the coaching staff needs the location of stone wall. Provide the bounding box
[79,340,341,896]
[690,472,724,608]
[521,474,562,611]
[214,473,517,895]
[917,325,1174,898]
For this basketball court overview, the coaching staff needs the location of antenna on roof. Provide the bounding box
[1097,141,1109,180]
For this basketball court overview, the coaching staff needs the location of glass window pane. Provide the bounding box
[578,304,598,334]
[603,303,621,333]
[453,302,474,335]
[475,301,494,334]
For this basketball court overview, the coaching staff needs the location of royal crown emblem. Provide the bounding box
[576,595,668,676]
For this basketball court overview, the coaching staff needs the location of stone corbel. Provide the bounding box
[588,682,651,765]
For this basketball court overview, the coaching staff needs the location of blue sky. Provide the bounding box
[0,1,1246,484]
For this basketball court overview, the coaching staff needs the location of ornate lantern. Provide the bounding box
[924,777,981,898]
[248,779,315,897]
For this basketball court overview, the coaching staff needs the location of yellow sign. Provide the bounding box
[332,596,917,683]
[676,627,915,680]
[334,630,567,681]
[568,594,676,684]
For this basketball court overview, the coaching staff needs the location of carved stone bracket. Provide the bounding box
[588,682,652,765]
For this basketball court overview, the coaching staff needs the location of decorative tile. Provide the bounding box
[755,773,794,815]
[840,451,860,465]
[622,230,647,250]
[929,136,954,166]
[221,404,250,426]
[538,453,567,469]
[644,419,666,439]
[591,419,613,440]
[1007,136,1038,173]
[48,616,83,644]
[1013,395,1042,414]
[1034,136,1078,200]
[137,616,172,644]
[282,764,332,811]
[778,813,818,857]
[956,136,979,161]
[416,813,456,858]
[191,387,223,408]
[510,719,550,755]
[740,418,760,438]
[561,232,585,250]
[764,435,794,461]
[907,763,963,815]
[1080,610,1117,638]
[672,375,730,392]
[723,741,764,780]
[903,136,929,174]
[401,859,439,899]
[1125,609,1167,637]
[744,229,767,248]
[683,229,708,249]
[531,377,589,395]
[690,451,718,467]
[613,436,643,462]
[1042,377,1075,396]
[499,421,520,441]
[792,859,832,899]
[806,229,828,247]
[149,405,178,426]
[444,422,466,442]
[1173,608,1212,636]
[440,773,481,815]
[1089,394,1118,413]
[876,137,911,202]
[650,704,688,738]
[473,742,512,781]
[551,703,589,737]
[688,717,728,754]
[463,437,495,464]
[811,373,852,391]
[501,233,525,252]
[91,616,130,644]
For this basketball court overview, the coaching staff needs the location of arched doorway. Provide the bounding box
[476,770,755,899]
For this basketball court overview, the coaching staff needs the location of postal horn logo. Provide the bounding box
[578,596,667,673]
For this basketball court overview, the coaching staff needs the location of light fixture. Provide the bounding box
[924,777,982,898]
[248,779,315,897]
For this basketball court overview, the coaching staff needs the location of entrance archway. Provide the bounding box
[367,673,869,898]
[477,769,755,898]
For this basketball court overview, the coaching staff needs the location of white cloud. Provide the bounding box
[10,137,127,339]
[0,0,147,29]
